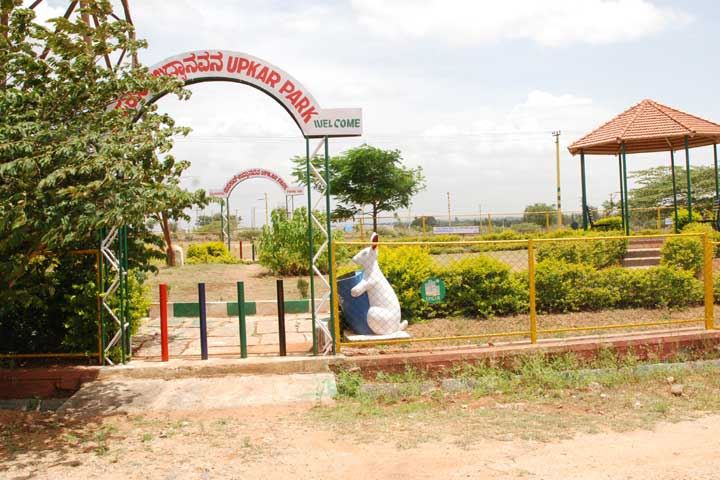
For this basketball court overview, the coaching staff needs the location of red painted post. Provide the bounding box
[159,284,169,362]
[239,240,243,259]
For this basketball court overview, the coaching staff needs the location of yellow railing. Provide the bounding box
[333,232,716,352]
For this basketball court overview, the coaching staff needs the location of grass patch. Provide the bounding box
[324,352,720,445]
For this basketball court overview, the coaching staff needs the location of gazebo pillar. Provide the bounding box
[714,143,718,202]
[580,150,588,230]
[621,142,630,235]
[618,153,625,231]
[685,135,692,219]
[670,149,679,233]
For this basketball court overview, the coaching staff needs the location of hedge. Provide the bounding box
[187,241,240,264]
[536,238,627,269]
[341,247,703,322]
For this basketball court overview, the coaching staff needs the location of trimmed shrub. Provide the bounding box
[535,260,618,313]
[186,241,240,264]
[439,256,528,318]
[660,237,702,275]
[593,216,623,231]
[512,222,542,234]
[378,245,439,321]
[682,222,720,257]
[536,238,627,269]
[675,207,702,231]
[616,266,702,309]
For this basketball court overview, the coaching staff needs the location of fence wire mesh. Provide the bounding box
[334,232,714,353]
[345,206,681,240]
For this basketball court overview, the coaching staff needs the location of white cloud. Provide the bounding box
[352,0,692,47]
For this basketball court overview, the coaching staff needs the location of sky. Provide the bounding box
[33,0,720,226]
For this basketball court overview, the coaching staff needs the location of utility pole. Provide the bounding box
[447,192,452,226]
[552,131,562,227]
[251,207,256,230]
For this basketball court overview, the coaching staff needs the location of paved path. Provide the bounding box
[133,314,315,358]
[58,372,336,415]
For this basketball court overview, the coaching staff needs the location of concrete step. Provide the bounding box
[624,248,662,259]
[622,257,661,267]
[628,238,665,247]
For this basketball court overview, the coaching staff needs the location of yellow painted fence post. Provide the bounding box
[704,233,714,330]
[528,239,537,343]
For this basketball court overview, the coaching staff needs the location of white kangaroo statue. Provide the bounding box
[350,232,407,335]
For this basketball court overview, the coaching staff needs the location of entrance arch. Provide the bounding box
[209,168,304,245]
[114,49,362,355]
[116,49,362,138]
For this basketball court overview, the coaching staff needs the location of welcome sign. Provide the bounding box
[115,50,362,138]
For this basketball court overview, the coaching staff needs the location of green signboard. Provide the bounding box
[421,277,446,304]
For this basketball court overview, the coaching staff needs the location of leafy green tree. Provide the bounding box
[629,166,717,211]
[291,145,425,231]
[411,215,437,229]
[0,2,204,351]
[257,207,347,275]
[523,203,556,226]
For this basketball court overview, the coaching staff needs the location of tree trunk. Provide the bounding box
[372,204,378,232]
[159,212,176,267]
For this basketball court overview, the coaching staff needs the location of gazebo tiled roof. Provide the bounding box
[568,99,720,155]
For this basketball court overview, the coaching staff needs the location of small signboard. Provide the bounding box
[421,277,446,304]
[432,226,480,235]
[286,186,305,196]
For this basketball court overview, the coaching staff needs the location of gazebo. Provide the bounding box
[568,99,720,235]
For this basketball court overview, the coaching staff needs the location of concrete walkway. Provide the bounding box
[133,314,315,358]
[58,372,336,415]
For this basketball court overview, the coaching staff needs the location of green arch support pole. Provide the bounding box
[226,195,232,252]
[305,139,318,355]
[219,199,225,243]
[685,136,692,220]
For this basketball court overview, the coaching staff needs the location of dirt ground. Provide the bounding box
[145,262,306,302]
[3,403,720,480]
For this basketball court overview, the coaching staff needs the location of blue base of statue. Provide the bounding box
[336,271,373,335]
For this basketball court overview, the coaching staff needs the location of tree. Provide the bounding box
[411,216,438,229]
[0,2,204,350]
[523,203,556,226]
[629,166,716,210]
[291,145,425,231]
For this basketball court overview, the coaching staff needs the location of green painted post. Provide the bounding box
[685,135,692,220]
[98,229,105,366]
[671,149,679,233]
[618,153,625,232]
[622,143,630,235]
[237,281,247,358]
[118,225,127,364]
[580,150,588,230]
[226,195,232,253]
[323,136,336,352]
[122,225,130,361]
[305,138,318,355]
[219,199,225,243]
[714,143,718,202]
